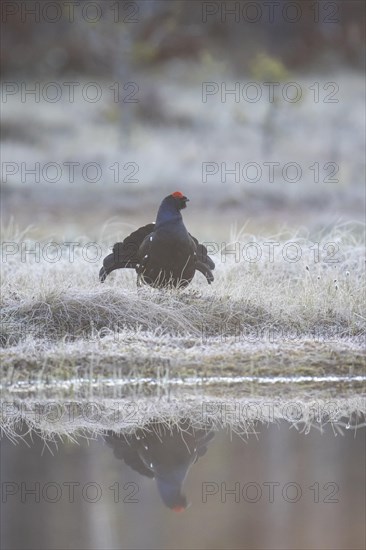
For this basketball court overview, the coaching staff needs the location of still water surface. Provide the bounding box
[1,418,365,550]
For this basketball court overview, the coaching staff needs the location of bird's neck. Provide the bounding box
[155,204,183,229]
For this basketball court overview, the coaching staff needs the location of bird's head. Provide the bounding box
[169,191,189,210]
[171,496,189,513]
[155,192,189,228]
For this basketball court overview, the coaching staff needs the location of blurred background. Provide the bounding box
[1,0,365,240]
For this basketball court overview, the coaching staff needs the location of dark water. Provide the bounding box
[1,420,365,550]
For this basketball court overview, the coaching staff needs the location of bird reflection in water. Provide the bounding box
[104,420,215,512]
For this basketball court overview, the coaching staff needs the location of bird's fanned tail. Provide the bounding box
[99,223,155,282]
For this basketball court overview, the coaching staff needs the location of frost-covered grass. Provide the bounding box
[2,396,366,445]
[1,226,365,440]
[1,224,364,365]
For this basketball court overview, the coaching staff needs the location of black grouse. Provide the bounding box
[99,191,215,288]
[104,420,215,512]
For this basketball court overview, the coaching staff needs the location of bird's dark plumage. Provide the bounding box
[100,192,215,288]
[104,420,215,511]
